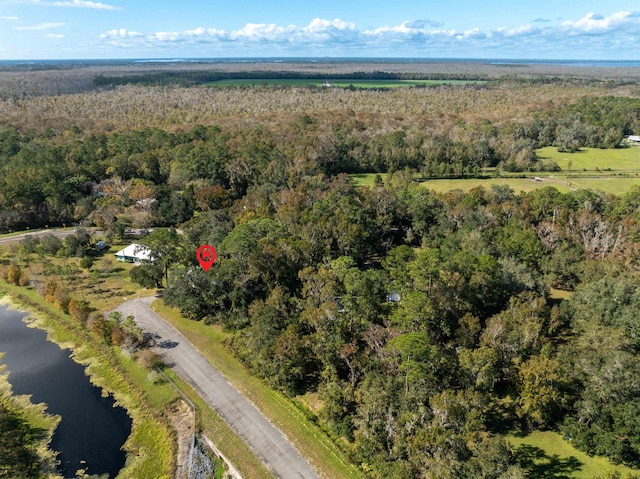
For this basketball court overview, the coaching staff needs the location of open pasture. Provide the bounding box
[350,173,572,194]
[537,146,640,171]
[417,177,572,194]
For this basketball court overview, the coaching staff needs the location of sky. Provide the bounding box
[1,0,639,60]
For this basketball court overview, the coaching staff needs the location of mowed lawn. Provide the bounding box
[206,79,485,88]
[508,431,640,478]
[417,177,572,194]
[353,173,640,195]
[350,173,571,193]
[566,176,640,195]
[537,146,640,171]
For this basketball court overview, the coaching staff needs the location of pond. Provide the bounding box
[0,304,132,478]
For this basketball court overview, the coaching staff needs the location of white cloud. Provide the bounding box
[561,11,637,34]
[0,16,19,20]
[100,28,141,38]
[15,22,66,30]
[7,0,119,9]
[51,0,118,10]
[94,10,640,57]
[46,33,64,38]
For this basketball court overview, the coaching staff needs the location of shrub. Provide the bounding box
[40,235,63,255]
[6,263,21,285]
[68,298,90,326]
[137,349,163,369]
[80,256,93,269]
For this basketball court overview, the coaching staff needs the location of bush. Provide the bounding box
[80,256,94,269]
[68,298,90,326]
[18,271,30,287]
[6,263,21,285]
[137,349,163,369]
[40,234,63,255]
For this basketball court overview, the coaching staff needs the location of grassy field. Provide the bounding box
[508,431,640,478]
[350,173,572,193]
[151,300,364,479]
[0,238,157,311]
[537,146,640,171]
[206,78,485,88]
[352,146,640,195]
[548,287,573,301]
[418,177,572,194]
[565,176,640,194]
[350,173,388,187]
[413,175,640,195]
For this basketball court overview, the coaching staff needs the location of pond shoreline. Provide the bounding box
[0,284,176,478]
[0,297,131,478]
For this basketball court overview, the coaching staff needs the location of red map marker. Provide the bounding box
[196,245,217,272]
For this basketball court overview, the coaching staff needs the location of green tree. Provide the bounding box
[141,228,183,285]
[129,264,163,289]
[517,355,568,428]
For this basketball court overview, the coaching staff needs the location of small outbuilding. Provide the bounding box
[114,244,152,263]
[628,135,640,143]
[96,240,108,251]
[387,292,401,303]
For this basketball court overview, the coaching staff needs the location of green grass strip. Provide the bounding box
[151,300,364,479]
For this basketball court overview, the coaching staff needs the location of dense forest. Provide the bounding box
[3,66,640,478]
[1,90,640,233]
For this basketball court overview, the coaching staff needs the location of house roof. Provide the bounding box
[629,135,640,142]
[114,243,152,260]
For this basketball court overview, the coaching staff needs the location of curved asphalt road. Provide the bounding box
[116,296,320,479]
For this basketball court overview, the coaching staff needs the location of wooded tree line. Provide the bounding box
[93,69,488,88]
[1,92,639,232]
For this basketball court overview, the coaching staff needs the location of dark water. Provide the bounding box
[0,305,132,478]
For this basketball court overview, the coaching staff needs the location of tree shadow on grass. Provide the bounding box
[515,444,583,479]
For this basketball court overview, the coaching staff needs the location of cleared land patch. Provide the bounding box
[537,146,640,171]
[508,431,640,478]
[351,146,640,195]
[350,173,571,193]
[417,177,572,194]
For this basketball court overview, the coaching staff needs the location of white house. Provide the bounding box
[628,135,640,143]
[114,244,152,263]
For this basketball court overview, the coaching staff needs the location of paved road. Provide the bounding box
[0,228,81,246]
[0,227,180,247]
[116,296,320,479]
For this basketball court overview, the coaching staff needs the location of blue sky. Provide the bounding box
[1,0,639,60]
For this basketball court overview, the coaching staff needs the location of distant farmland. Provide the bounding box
[206,79,486,88]
[536,145,640,172]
